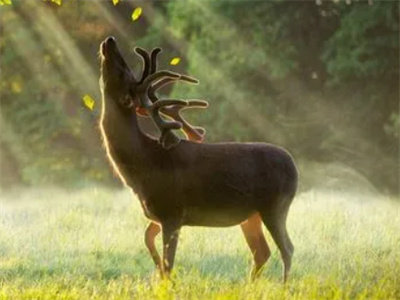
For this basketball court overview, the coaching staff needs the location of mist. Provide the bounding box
[0,0,399,298]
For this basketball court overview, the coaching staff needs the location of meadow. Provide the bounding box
[0,187,399,299]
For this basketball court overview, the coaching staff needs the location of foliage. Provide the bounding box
[0,0,398,193]
[0,1,123,187]
[0,188,399,299]
[142,0,399,193]
[323,2,398,84]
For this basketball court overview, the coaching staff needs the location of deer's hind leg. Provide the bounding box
[260,206,294,283]
[145,221,162,270]
[241,213,271,280]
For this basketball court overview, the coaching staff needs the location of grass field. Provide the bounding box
[0,187,399,299]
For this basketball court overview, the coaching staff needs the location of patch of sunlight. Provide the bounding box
[11,81,22,94]
[43,0,62,5]
[138,2,273,140]
[30,3,99,95]
[0,188,398,298]
[0,0,12,5]
[92,2,132,41]
[0,257,26,269]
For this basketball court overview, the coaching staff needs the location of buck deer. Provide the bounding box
[99,36,298,282]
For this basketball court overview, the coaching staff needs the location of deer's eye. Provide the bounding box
[119,94,133,108]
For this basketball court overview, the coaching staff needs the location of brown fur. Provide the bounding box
[99,37,298,281]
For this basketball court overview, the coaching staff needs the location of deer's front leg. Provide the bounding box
[144,221,162,270]
[161,219,181,278]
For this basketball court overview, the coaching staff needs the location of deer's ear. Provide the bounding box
[136,106,149,116]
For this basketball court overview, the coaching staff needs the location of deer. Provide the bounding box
[99,36,298,282]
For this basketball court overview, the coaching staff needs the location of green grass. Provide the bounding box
[0,187,399,299]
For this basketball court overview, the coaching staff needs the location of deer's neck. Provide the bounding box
[100,96,152,186]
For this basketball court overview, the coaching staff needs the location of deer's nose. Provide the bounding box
[105,36,116,45]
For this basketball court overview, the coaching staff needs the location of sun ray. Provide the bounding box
[92,1,132,42]
[137,1,275,140]
[28,2,99,96]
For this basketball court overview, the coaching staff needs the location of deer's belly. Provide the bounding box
[182,206,255,227]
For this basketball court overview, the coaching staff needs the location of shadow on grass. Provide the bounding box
[0,249,288,284]
[177,251,285,282]
[0,249,151,283]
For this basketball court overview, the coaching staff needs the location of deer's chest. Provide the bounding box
[137,194,180,223]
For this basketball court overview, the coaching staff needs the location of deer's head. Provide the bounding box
[99,36,208,149]
[100,36,139,110]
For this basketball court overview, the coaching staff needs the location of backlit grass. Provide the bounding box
[0,187,399,299]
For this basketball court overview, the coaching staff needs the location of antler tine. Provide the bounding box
[148,75,200,103]
[150,47,162,75]
[180,75,199,84]
[134,47,151,84]
[140,71,180,92]
[152,98,188,110]
[151,75,198,93]
[185,99,208,108]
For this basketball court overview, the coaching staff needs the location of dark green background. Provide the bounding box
[0,0,398,194]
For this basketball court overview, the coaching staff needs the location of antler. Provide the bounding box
[150,47,161,75]
[159,100,208,142]
[133,47,208,148]
[147,74,207,143]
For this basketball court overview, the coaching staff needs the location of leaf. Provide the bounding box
[131,7,142,21]
[82,94,95,111]
[112,0,119,5]
[170,57,181,66]
[51,0,61,5]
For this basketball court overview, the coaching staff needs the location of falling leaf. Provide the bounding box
[112,0,119,5]
[170,57,181,66]
[131,7,142,21]
[82,94,95,111]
